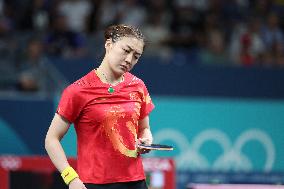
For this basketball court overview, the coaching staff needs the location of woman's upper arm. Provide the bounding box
[46,113,71,141]
[139,116,150,130]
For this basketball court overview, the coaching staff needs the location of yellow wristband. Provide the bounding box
[61,166,79,185]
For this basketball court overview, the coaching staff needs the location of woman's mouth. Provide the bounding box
[120,65,128,72]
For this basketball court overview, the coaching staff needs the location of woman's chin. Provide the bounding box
[117,66,128,74]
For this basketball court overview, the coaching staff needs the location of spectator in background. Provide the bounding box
[96,0,120,31]
[44,14,87,58]
[57,0,92,33]
[199,29,228,65]
[17,38,46,92]
[198,11,224,48]
[0,1,19,90]
[229,17,266,66]
[259,12,284,66]
[17,37,68,93]
[261,12,284,50]
[116,0,146,28]
[0,10,16,55]
[170,1,204,48]
[0,1,15,32]
[219,0,244,40]
[239,33,255,66]
[85,0,102,34]
[261,33,284,67]
[142,0,172,59]
[142,12,171,59]
[90,0,147,58]
[18,0,50,32]
[3,0,28,30]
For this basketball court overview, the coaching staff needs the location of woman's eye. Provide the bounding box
[123,49,130,53]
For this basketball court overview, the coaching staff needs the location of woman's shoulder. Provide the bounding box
[125,72,145,85]
[64,70,96,92]
[72,70,96,87]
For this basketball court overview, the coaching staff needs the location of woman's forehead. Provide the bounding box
[116,37,144,53]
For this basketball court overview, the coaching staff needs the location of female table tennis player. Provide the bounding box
[45,24,155,189]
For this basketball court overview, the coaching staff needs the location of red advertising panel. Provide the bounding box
[0,156,175,189]
[0,156,76,189]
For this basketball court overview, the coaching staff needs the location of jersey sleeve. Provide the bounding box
[56,84,85,123]
[139,82,155,120]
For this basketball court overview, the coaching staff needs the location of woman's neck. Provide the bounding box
[96,61,124,85]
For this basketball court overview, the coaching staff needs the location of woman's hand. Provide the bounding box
[137,116,153,154]
[69,178,87,189]
[137,138,151,154]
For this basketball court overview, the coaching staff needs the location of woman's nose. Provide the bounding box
[125,53,133,64]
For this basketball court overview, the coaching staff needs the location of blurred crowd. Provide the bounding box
[1,0,284,92]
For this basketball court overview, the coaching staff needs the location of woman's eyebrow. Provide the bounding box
[126,45,142,55]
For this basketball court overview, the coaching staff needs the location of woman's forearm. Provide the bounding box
[138,127,153,144]
[138,116,153,144]
[45,137,70,172]
[45,114,71,173]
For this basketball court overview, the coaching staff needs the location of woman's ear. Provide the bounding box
[105,39,112,53]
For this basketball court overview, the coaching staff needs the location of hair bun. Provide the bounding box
[104,24,144,43]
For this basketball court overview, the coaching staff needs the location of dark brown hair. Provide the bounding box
[104,24,145,43]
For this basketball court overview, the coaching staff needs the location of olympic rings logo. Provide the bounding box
[0,156,22,170]
[151,128,275,171]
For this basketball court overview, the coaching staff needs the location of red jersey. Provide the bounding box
[57,70,155,184]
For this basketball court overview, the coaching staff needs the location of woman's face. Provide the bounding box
[105,36,144,75]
